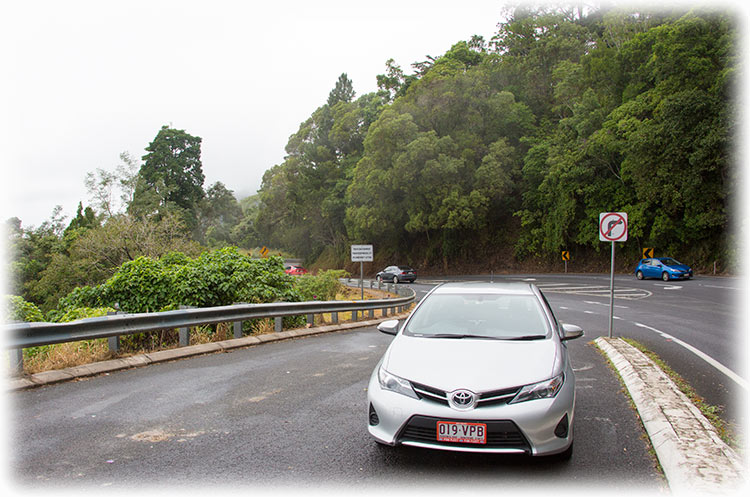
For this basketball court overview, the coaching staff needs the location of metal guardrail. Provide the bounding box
[3,280,415,373]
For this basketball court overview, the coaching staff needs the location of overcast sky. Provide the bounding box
[1,0,513,228]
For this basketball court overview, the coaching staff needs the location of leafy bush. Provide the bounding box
[293,269,348,301]
[3,295,44,322]
[57,247,303,314]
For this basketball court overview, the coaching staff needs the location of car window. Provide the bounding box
[660,258,681,266]
[403,293,550,339]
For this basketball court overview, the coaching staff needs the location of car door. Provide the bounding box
[642,259,656,278]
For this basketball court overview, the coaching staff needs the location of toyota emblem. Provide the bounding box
[449,389,476,410]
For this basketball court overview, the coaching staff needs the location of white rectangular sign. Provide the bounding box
[350,244,373,262]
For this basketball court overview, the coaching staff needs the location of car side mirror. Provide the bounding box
[561,323,584,341]
[377,319,400,336]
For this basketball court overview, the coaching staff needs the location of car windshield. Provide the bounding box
[403,293,550,340]
[660,258,682,266]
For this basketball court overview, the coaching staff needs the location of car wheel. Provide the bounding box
[636,270,644,280]
[551,442,573,462]
[392,276,399,284]
[662,272,670,282]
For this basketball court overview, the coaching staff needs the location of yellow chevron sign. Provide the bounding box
[642,247,654,259]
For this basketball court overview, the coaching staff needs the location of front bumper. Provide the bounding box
[366,368,575,456]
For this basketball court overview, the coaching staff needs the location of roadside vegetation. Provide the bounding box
[3,265,411,375]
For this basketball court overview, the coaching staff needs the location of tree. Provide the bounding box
[327,73,356,106]
[85,152,140,219]
[196,182,243,247]
[130,125,205,229]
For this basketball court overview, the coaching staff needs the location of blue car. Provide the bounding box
[635,257,693,281]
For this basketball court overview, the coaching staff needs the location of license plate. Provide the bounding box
[437,421,487,444]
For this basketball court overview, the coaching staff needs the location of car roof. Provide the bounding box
[431,281,536,295]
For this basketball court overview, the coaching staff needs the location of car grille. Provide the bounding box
[397,415,530,452]
[411,382,521,408]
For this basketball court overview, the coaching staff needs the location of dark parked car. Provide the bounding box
[634,257,692,281]
[376,266,417,284]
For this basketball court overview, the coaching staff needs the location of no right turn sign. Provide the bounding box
[599,212,628,242]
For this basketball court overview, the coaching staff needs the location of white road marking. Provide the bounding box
[584,300,628,309]
[701,284,741,290]
[633,322,747,390]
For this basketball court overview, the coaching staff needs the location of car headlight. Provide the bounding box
[510,373,564,404]
[378,366,418,399]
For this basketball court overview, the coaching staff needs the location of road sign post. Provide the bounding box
[561,251,570,273]
[599,212,628,338]
[351,245,373,300]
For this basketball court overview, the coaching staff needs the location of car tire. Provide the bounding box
[392,276,399,284]
[553,442,574,462]
[662,272,670,282]
[636,270,644,280]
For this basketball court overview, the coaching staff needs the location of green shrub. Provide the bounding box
[2,295,44,323]
[293,269,348,301]
[56,247,304,314]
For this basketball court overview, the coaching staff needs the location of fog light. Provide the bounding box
[554,413,569,438]
[369,403,380,426]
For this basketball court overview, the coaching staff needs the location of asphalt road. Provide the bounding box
[9,273,742,492]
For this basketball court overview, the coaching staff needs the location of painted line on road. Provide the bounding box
[633,322,748,391]
[700,284,741,291]
[584,300,628,309]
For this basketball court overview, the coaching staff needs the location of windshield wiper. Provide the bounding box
[507,334,547,341]
[424,333,498,340]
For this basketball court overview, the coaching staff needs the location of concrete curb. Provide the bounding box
[7,313,409,392]
[595,337,745,494]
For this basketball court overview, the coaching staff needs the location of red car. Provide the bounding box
[285,266,308,276]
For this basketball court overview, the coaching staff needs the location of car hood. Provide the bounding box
[666,264,690,271]
[382,334,562,393]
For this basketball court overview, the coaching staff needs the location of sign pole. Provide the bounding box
[599,212,627,339]
[360,261,364,301]
[609,241,615,338]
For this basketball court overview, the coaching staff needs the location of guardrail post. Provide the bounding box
[275,316,282,332]
[353,310,358,321]
[107,310,120,353]
[307,313,314,327]
[233,320,243,339]
[10,347,23,374]
[178,306,190,347]
[368,309,374,319]
[331,312,338,324]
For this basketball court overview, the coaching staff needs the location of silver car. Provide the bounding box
[367,281,583,458]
